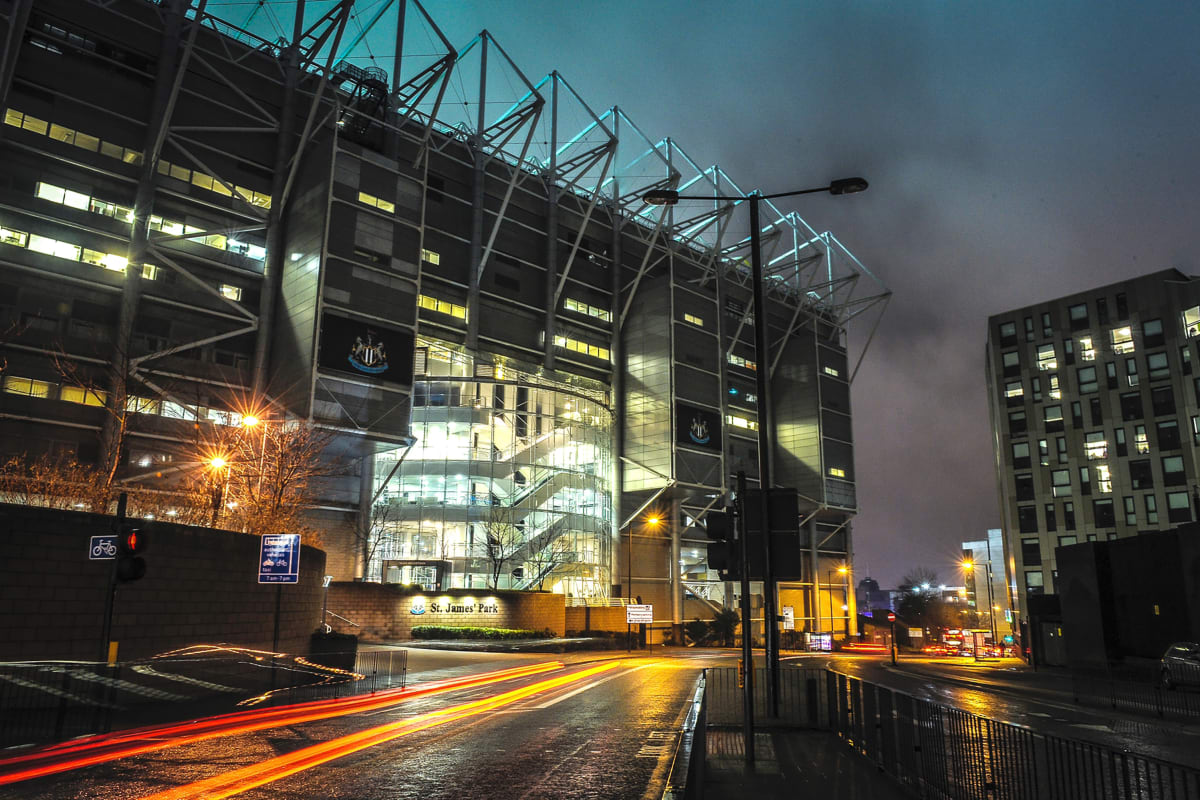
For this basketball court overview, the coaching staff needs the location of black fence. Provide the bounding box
[704,665,826,727]
[0,648,407,749]
[829,671,1200,800]
[1071,663,1200,721]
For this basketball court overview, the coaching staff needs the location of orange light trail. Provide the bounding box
[0,661,562,787]
[138,661,622,800]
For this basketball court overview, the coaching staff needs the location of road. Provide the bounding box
[1,649,718,800]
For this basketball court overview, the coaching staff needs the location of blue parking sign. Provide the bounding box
[258,534,300,584]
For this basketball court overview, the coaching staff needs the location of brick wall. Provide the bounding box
[565,605,630,633]
[0,504,326,661]
[325,583,566,639]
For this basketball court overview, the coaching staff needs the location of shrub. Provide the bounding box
[410,625,555,640]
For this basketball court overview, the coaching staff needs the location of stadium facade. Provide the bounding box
[0,0,886,634]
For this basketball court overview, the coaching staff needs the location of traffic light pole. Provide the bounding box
[736,471,755,764]
[98,492,126,665]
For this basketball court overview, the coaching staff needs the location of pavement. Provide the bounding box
[703,728,911,800]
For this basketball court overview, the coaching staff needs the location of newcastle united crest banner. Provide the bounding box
[675,402,722,451]
[318,313,414,387]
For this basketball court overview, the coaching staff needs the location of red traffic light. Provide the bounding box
[117,525,148,556]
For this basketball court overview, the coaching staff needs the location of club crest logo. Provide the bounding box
[348,331,389,375]
[689,414,710,445]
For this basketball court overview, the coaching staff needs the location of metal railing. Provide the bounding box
[0,649,407,749]
[1071,663,1200,720]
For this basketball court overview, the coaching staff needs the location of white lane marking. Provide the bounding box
[530,664,656,710]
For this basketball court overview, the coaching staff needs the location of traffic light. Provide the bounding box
[704,509,740,580]
[115,523,148,583]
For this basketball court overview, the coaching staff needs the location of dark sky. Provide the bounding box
[226,1,1200,588]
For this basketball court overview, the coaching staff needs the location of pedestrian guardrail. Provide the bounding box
[1071,664,1200,721]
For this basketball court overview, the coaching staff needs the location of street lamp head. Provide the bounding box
[837,566,848,575]
[646,515,661,526]
[962,560,974,570]
[242,415,261,428]
[828,177,869,195]
[642,189,680,206]
[209,456,229,469]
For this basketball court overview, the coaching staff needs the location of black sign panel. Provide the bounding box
[741,488,804,580]
[318,313,414,386]
[675,402,722,451]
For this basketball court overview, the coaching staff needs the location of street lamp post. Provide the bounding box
[826,565,849,647]
[645,177,868,717]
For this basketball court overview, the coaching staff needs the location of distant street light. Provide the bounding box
[643,176,868,719]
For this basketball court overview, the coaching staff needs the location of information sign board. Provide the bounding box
[258,534,301,584]
[626,604,653,624]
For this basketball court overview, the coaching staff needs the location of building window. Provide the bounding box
[421,249,440,265]
[1093,498,1115,527]
[1044,405,1063,432]
[565,297,612,322]
[1012,441,1031,468]
[1057,436,1068,463]
[1038,438,1050,466]
[1129,460,1154,490]
[1079,466,1091,495]
[0,225,29,247]
[1045,503,1057,531]
[1146,352,1170,381]
[1095,464,1112,493]
[1116,293,1128,320]
[1143,318,1165,348]
[1166,491,1192,523]
[1151,385,1175,417]
[1079,336,1096,362]
[1025,316,1035,342]
[823,366,841,378]
[1157,419,1180,450]
[684,313,704,328]
[1025,571,1045,596]
[1064,338,1075,366]
[1144,494,1158,524]
[357,191,396,214]
[1105,361,1117,390]
[1115,427,1127,457]
[1059,535,1078,547]
[1123,496,1136,526]
[725,413,759,431]
[1042,312,1053,338]
[1068,303,1089,331]
[1032,376,1042,402]
[60,385,106,406]
[1047,373,1061,400]
[553,334,610,361]
[1076,366,1098,394]
[1002,350,1020,376]
[419,294,467,320]
[1051,469,1071,497]
[1089,397,1102,426]
[1182,306,1200,339]
[1037,343,1056,371]
[1005,380,1024,405]
[1120,392,1143,421]
[1008,409,1027,436]
[219,285,241,301]
[727,353,757,371]
[1193,416,1200,446]
[828,467,846,478]
[999,321,1017,344]
[1110,326,1134,354]
[1071,401,1083,428]
[1064,501,1076,530]
[1084,431,1107,460]
[1015,473,1035,501]
[3,376,52,398]
[1020,538,1041,566]
[1126,357,1139,386]
[1162,455,1185,487]
[1134,425,1150,454]
[1018,505,1039,533]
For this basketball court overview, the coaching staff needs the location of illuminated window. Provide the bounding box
[1051,469,1071,497]
[725,414,758,431]
[418,294,466,320]
[727,353,757,371]
[219,285,242,301]
[35,181,65,203]
[421,249,440,265]
[1077,366,1097,393]
[0,226,28,247]
[1134,425,1149,454]
[3,376,52,398]
[552,334,610,361]
[828,467,846,478]
[357,191,395,214]
[823,366,840,378]
[126,396,161,415]
[1183,306,1200,338]
[1084,431,1107,460]
[1110,326,1134,354]
[1079,336,1095,361]
[1004,380,1024,399]
[61,386,106,406]
[1037,344,1057,370]
[565,297,612,322]
[684,313,704,327]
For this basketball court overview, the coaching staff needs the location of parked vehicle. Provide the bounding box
[1159,642,1200,690]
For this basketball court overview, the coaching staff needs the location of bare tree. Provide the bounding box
[354,500,399,581]
[523,535,575,590]
[0,453,107,510]
[476,506,526,590]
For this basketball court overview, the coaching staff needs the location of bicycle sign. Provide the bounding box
[89,535,118,560]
